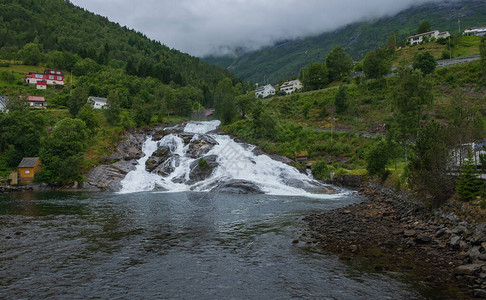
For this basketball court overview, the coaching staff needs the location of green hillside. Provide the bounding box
[0,0,246,184]
[0,0,235,89]
[204,0,486,84]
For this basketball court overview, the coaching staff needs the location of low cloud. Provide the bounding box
[71,0,445,57]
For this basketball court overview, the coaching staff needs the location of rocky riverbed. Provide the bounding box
[305,181,486,299]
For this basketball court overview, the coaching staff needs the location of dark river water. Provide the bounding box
[0,191,421,299]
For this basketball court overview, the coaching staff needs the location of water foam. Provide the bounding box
[120,121,341,198]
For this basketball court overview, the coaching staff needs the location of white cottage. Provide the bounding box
[87,96,108,109]
[407,30,451,45]
[464,26,486,37]
[280,80,303,94]
[0,95,9,113]
[255,84,276,98]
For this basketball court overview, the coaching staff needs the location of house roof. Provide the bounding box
[255,85,275,93]
[281,80,301,88]
[88,96,107,104]
[18,157,40,168]
[27,96,45,102]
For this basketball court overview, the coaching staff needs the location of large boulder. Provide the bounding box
[473,223,486,244]
[154,155,181,176]
[85,160,137,191]
[145,146,172,172]
[187,155,219,184]
[116,133,144,160]
[213,179,264,194]
[186,135,218,158]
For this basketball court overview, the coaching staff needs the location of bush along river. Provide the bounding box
[0,121,462,299]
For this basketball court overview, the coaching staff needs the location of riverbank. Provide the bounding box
[305,180,486,299]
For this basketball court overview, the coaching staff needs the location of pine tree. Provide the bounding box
[456,152,485,201]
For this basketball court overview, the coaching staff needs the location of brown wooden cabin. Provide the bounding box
[18,157,41,182]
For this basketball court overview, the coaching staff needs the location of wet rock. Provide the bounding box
[415,235,431,244]
[85,164,128,191]
[214,179,264,194]
[179,133,195,144]
[450,236,462,248]
[145,146,172,172]
[404,230,416,237]
[117,134,144,160]
[187,155,219,184]
[473,289,486,298]
[435,228,446,238]
[186,135,218,158]
[455,264,484,275]
[473,223,486,244]
[469,246,482,261]
[460,241,470,252]
[154,156,180,177]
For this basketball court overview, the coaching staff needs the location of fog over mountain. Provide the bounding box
[71,0,449,57]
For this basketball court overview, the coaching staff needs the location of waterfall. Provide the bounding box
[120,121,339,198]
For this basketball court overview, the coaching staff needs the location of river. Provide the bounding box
[0,191,421,299]
[0,120,423,299]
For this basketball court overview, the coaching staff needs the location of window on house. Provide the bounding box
[25,170,30,174]
[49,75,54,79]
[57,76,62,80]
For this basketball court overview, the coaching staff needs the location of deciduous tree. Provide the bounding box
[362,49,391,79]
[387,62,433,165]
[38,118,89,183]
[326,47,353,81]
[413,51,437,75]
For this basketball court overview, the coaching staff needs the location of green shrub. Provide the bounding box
[198,157,207,169]
[312,160,330,180]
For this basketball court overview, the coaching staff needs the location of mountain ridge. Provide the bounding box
[203,0,486,84]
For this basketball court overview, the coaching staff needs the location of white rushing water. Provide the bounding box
[120,120,340,198]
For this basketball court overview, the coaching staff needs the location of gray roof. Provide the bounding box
[18,157,40,168]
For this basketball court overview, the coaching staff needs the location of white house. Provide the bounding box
[0,95,9,113]
[464,26,486,37]
[88,96,108,109]
[407,30,451,45]
[280,80,303,94]
[255,84,276,98]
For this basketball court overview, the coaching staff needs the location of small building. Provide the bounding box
[0,95,9,113]
[25,69,64,85]
[36,80,47,90]
[87,96,108,109]
[295,151,309,163]
[18,157,42,183]
[27,96,47,108]
[407,30,451,45]
[9,172,18,185]
[280,80,303,94]
[464,26,486,37]
[255,84,276,98]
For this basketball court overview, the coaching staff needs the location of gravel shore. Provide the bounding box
[305,181,486,299]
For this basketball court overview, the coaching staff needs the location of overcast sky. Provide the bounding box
[70,0,444,57]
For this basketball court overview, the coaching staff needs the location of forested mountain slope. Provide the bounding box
[0,0,235,87]
[204,0,486,84]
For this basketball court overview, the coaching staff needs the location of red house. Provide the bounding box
[36,80,47,90]
[25,69,64,86]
